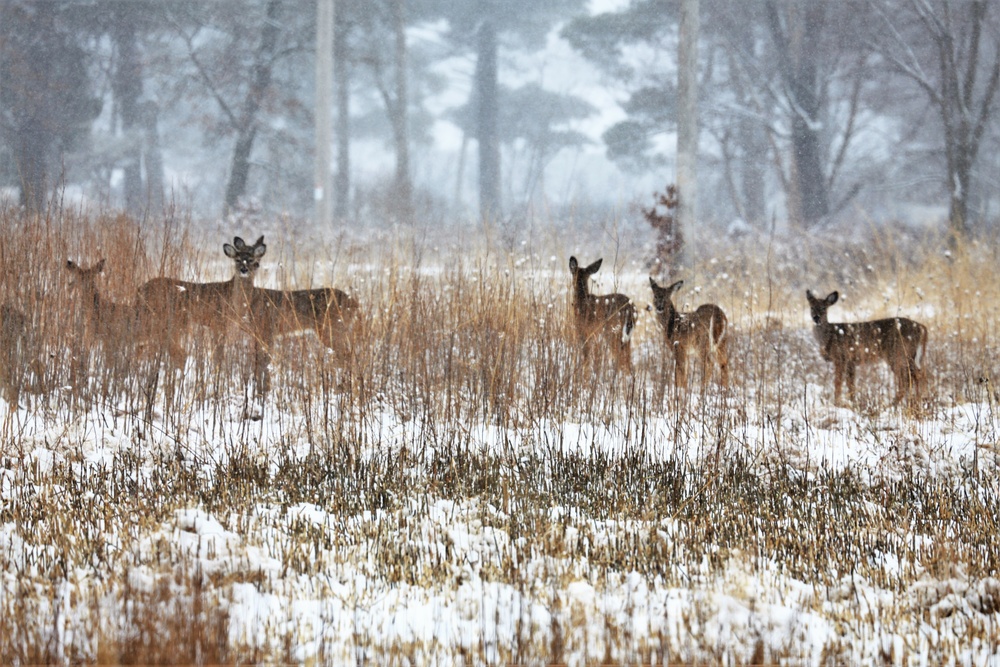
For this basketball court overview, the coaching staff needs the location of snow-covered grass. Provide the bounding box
[1,210,999,664]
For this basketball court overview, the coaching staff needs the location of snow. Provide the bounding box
[1,256,999,663]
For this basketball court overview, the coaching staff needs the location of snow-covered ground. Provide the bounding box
[1,238,999,664]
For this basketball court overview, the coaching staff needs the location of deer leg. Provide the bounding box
[618,339,633,373]
[167,334,187,370]
[673,344,688,389]
[911,360,925,400]
[833,362,844,405]
[253,334,272,397]
[845,363,857,403]
[717,337,730,388]
[892,358,920,404]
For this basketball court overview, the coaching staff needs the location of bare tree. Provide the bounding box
[357,0,413,222]
[764,0,830,226]
[867,0,1000,238]
[223,0,282,217]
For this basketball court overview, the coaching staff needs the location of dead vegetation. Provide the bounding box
[0,208,998,663]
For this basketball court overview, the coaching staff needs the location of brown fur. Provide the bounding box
[135,236,266,367]
[806,290,928,405]
[649,278,729,389]
[66,259,139,346]
[247,286,360,393]
[568,256,636,372]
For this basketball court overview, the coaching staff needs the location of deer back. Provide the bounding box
[807,290,927,367]
[66,259,138,341]
[817,318,926,367]
[569,256,636,343]
[136,235,266,334]
[250,286,359,343]
[649,278,726,350]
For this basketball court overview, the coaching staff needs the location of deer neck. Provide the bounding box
[665,304,683,339]
[229,274,256,312]
[77,283,102,326]
[574,280,591,311]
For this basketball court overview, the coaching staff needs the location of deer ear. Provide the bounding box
[223,243,237,258]
[806,290,815,300]
[568,256,578,272]
[826,291,839,305]
[668,280,684,295]
[649,277,659,289]
[586,259,603,274]
[253,242,267,258]
[254,235,265,247]
[96,259,106,273]
[232,236,247,250]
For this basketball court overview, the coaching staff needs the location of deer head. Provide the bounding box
[224,235,266,278]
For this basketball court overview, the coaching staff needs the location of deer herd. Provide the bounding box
[58,236,358,396]
[1,240,928,409]
[570,255,926,407]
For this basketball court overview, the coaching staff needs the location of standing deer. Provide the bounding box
[247,285,360,394]
[136,235,266,367]
[806,290,928,406]
[66,259,139,345]
[568,256,637,371]
[648,278,729,389]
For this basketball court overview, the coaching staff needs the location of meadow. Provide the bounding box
[0,209,998,664]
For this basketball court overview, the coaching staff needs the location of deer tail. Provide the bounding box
[916,324,928,369]
[711,312,727,351]
[621,303,636,344]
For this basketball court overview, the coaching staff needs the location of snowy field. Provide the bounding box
[1,217,999,664]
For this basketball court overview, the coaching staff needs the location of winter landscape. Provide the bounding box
[0,212,998,664]
[2,0,1000,664]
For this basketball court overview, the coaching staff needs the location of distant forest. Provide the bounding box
[1,0,998,237]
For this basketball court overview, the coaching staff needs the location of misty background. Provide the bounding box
[1,0,998,247]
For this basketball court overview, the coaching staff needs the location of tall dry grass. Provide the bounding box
[0,207,998,663]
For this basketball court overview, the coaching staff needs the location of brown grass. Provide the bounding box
[0,208,998,663]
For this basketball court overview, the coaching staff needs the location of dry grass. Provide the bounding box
[0,208,998,664]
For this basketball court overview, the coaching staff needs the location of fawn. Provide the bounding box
[247,285,360,394]
[648,278,729,389]
[66,259,139,346]
[806,290,928,406]
[136,235,266,367]
[568,256,637,371]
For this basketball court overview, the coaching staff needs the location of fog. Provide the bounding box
[1,0,999,240]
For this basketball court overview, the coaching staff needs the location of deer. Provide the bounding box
[246,285,361,394]
[568,256,637,372]
[136,235,267,368]
[66,259,140,345]
[806,290,928,406]
[648,278,729,389]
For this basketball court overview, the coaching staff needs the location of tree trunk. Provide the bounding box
[765,0,829,226]
[141,101,165,217]
[334,5,350,218]
[475,20,501,221]
[738,115,767,224]
[7,3,58,213]
[390,0,412,221]
[223,0,281,217]
[945,130,972,238]
[15,124,48,213]
[675,0,698,264]
[112,10,144,217]
[315,0,334,227]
